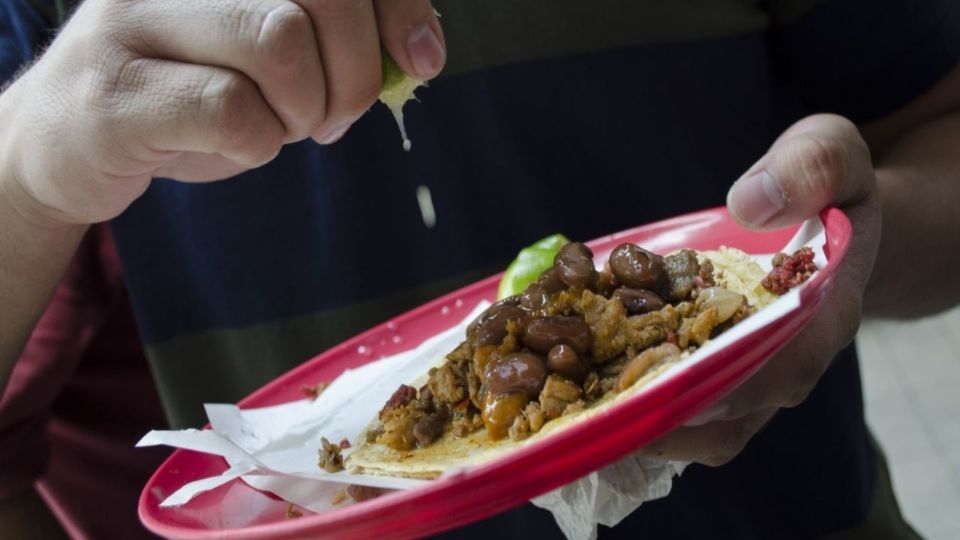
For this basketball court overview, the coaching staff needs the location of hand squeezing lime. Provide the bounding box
[380,52,424,151]
[497,234,571,300]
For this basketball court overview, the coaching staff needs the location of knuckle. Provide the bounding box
[792,135,848,199]
[85,50,144,123]
[200,73,274,160]
[327,70,381,122]
[345,73,382,114]
[253,4,315,71]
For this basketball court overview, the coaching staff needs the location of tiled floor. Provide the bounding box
[858,307,960,540]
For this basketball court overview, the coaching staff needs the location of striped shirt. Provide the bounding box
[2,0,958,537]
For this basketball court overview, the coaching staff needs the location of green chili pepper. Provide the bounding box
[497,234,571,300]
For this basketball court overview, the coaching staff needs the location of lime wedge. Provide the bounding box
[497,234,571,300]
[379,51,424,151]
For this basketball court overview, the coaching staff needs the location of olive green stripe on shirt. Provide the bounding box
[144,266,497,428]
[433,0,827,77]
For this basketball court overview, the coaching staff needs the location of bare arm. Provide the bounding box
[0,0,445,394]
[0,145,85,393]
[0,0,444,534]
[861,67,960,317]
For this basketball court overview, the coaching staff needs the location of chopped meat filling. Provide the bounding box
[346,484,383,502]
[317,437,344,472]
[524,401,546,432]
[367,239,781,450]
[539,374,582,420]
[412,413,446,447]
[508,414,529,441]
[428,361,468,405]
[379,385,417,420]
[285,503,303,519]
[451,412,484,437]
[378,404,428,451]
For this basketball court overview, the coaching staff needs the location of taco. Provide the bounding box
[346,241,806,479]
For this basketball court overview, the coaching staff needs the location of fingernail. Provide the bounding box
[727,170,787,227]
[407,23,444,79]
[684,403,729,426]
[316,125,349,145]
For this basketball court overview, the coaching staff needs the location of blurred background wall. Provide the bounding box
[858,307,960,539]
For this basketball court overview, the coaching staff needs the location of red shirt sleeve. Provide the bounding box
[0,225,126,500]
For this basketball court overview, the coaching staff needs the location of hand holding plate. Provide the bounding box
[637,114,881,466]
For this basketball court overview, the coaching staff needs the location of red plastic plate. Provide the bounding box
[139,207,851,539]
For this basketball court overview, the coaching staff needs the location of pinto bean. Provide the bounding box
[609,244,664,289]
[520,282,548,311]
[547,344,588,384]
[612,287,665,315]
[473,305,525,347]
[484,352,548,398]
[538,266,567,294]
[555,242,597,289]
[523,316,592,355]
[467,295,521,341]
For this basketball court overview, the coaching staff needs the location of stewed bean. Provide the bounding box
[520,282,548,311]
[538,266,566,294]
[472,304,525,347]
[484,352,548,398]
[554,242,597,289]
[467,295,520,340]
[609,243,664,289]
[612,287,665,315]
[523,316,592,355]
[547,344,587,384]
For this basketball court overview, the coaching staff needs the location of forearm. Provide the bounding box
[865,111,960,317]
[0,101,86,391]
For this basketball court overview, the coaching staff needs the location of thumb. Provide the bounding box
[726,114,875,230]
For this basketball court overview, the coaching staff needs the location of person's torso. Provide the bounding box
[100,0,958,536]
